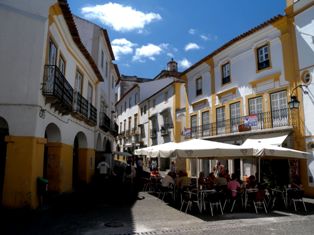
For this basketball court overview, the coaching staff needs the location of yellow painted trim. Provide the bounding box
[49,3,63,17]
[216,87,237,98]
[249,72,281,88]
[46,142,73,193]
[255,42,273,73]
[3,136,47,208]
[173,83,182,142]
[272,16,299,82]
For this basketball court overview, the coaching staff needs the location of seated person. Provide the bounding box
[198,171,206,189]
[161,171,175,188]
[176,170,190,190]
[215,172,227,186]
[206,172,216,189]
[227,173,241,198]
[246,175,257,189]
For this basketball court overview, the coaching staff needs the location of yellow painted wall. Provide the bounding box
[78,148,95,184]
[46,142,73,193]
[2,136,46,209]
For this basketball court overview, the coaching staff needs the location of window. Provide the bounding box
[128,117,132,131]
[271,91,287,111]
[216,107,225,134]
[124,101,127,111]
[191,115,197,138]
[256,44,270,70]
[270,90,288,127]
[105,61,108,78]
[196,77,202,96]
[75,71,83,93]
[144,105,147,114]
[152,99,156,108]
[201,111,209,136]
[123,120,126,132]
[58,55,66,75]
[134,114,138,129]
[249,96,263,130]
[119,122,122,134]
[249,97,263,115]
[230,102,240,132]
[87,83,93,104]
[141,107,144,115]
[221,62,230,85]
[101,50,104,68]
[48,39,57,65]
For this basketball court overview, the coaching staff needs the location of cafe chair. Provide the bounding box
[180,190,202,213]
[253,189,268,214]
[289,189,307,212]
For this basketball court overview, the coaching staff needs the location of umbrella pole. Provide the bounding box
[258,156,261,183]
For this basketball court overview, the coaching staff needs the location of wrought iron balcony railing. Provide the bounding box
[150,129,157,138]
[86,103,97,126]
[42,65,73,114]
[189,108,290,139]
[99,112,111,132]
[99,112,118,135]
[73,91,88,120]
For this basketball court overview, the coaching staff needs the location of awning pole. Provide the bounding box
[258,154,262,183]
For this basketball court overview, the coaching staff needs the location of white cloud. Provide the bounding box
[188,28,196,35]
[179,58,191,69]
[111,38,136,60]
[133,43,164,62]
[167,52,174,58]
[184,43,200,51]
[200,34,209,41]
[81,2,162,32]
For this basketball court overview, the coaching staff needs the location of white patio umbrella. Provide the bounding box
[169,139,254,159]
[242,139,310,182]
[134,142,177,158]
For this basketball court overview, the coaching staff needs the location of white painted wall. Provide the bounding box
[0,1,103,149]
[294,2,314,186]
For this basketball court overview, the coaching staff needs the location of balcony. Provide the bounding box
[99,112,118,136]
[150,129,157,138]
[161,125,170,136]
[85,103,97,126]
[189,108,291,139]
[99,112,111,132]
[72,91,88,120]
[42,65,73,115]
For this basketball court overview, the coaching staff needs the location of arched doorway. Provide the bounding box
[44,123,61,179]
[72,132,87,191]
[0,117,9,204]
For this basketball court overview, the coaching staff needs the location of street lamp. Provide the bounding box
[288,84,308,110]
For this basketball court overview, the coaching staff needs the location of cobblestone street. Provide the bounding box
[2,190,314,235]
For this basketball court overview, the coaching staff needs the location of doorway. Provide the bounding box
[0,117,9,204]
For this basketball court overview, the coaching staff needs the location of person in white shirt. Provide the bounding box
[97,161,110,184]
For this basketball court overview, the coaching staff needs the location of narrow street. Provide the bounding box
[2,190,314,235]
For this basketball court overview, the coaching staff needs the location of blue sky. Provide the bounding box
[68,0,286,79]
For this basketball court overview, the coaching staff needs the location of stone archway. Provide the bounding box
[0,117,9,204]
